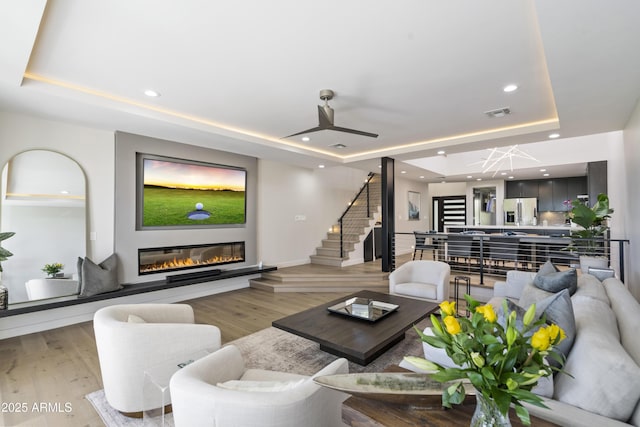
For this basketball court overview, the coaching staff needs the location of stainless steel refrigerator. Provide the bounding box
[503,198,537,226]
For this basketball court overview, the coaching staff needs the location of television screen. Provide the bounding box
[137,154,246,228]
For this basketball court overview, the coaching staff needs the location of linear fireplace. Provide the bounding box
[138,242,245,275]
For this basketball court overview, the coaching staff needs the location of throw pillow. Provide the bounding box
[216,379,306,392]
[534,268,578,295]
[554,295,640,421]
[79,254,121,297]
[518,282,554,310]
[538,260,559,276]
[498,290,576,369]
[127,314,146,323]
[534,289,576,366]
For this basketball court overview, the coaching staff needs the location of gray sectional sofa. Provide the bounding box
[490,271,640,427]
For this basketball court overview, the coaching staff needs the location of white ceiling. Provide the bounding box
[1,0,639,182]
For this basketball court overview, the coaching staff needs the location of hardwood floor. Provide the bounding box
[0,289,350,427]
[0,255,502,427]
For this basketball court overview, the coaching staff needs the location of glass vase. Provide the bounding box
[470,392,511,427]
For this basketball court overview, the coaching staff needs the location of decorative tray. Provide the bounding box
[327,297,399,322]
[314,372,475,407]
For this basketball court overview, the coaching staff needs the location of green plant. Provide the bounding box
[0,232,15,273]
[405,297,566,426]
[568,193,613,255]
[42,262,64,277]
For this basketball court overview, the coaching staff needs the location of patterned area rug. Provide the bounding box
[86,318,430,427]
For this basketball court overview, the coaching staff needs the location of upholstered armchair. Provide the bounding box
[170,344,349,427]
[93,303,221,414]
[388,260,450,303]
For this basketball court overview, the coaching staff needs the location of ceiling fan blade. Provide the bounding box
[318,105,334,127]
[282,126,324,139]
[330,126,378,138]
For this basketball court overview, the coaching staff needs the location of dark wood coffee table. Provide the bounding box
[272,290,438,365]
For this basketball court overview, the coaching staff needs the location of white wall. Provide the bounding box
[256,160,368,266]
[623,101,640,299]
[394,177,429,255]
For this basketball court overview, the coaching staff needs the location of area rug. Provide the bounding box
[86,318,430,426]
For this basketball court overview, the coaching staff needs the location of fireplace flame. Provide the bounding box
[140,254,243,274]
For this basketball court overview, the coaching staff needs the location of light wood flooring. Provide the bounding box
[0,255,502,427]
[0,289,351,427]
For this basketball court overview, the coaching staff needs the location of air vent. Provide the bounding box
[484,107,511,118]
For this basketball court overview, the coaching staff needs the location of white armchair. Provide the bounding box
[389,260,451,302]
[170,345,349,427]
[93,303,221,414]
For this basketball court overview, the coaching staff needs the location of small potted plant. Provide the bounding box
[567,193,613,272]
[42,262,65,278]
[0,231,15,274]
[0,232,15,309]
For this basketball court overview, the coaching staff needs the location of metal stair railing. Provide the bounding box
[337,173,379,258]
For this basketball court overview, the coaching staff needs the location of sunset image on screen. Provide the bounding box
[144,159,245,191]
[141,157,246,227]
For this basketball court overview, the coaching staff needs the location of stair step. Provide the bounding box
[321,239,355,250]
[316,247,345,257]
[309,255,349,267]
[249,278,389,293]
[326,232,361,241]
[260,271,388,283]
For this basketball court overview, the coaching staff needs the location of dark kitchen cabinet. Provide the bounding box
[567,176,588,205]
[507,180,538,198]
[506,176,587,212]
[538,180,553,211]
[552,179,569,211]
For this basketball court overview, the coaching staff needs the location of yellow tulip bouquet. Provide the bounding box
[405,295,566,426]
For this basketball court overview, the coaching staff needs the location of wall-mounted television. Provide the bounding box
[136,153,246,229]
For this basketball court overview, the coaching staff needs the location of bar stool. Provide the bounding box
[454,275,471,316]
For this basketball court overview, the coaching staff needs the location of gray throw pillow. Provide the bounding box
[534,268,578,295]
[79,254,121,297]
[498,290,576,369]
[534,289,576,368]
[538,260,559,276]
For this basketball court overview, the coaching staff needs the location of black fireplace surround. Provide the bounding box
[138,242,245,275]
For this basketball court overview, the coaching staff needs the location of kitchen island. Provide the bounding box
[444,224,572,236]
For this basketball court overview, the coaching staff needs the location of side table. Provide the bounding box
[454,275,471,316]
[142,349,210,426]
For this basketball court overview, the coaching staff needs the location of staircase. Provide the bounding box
[310,173,382,267]
[248,173,385,293]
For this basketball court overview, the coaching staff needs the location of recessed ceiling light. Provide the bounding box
[318,164,325,168]
[419,176,425,179]
[330,143,347,149]
[543,173,550,177]
[549,133,560,139]
[401,170,407,174]
[503,84,518,93]
[144,89,160,97]
[508,176,514,179]
[437,150,446,155]
[301,136,310,142]
[540,169,547,172]
[476,178,482,181]
[500,172,507,176]
[441,180,446,184]
[60,190,69,194]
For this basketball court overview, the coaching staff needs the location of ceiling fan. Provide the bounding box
[283,89,378,139]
